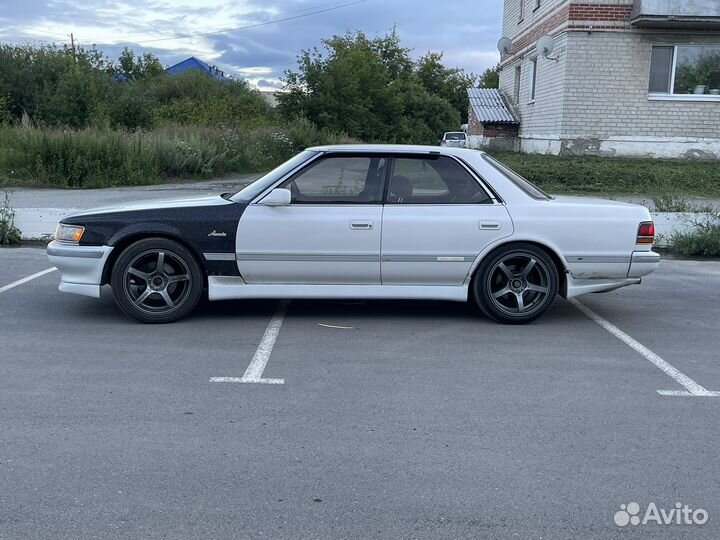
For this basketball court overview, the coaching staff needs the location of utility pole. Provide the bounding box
[69,33,76,61]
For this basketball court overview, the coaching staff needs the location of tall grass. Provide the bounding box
[0,119,355,188]
[488,151,720,197]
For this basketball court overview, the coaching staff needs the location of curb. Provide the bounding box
[15,208,79,242]
[12,207,717,246]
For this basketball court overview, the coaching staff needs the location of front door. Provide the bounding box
[236,154,387,284]
[381,155,513,285]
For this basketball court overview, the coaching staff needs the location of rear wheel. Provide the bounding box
[473,243,559,324]
[111,238,203,323]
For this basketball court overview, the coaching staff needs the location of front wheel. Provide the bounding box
[111,238,204,323]
[473,244,559,324]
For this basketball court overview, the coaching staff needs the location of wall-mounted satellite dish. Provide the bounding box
[497,37,513,55]
[536,34,559,61]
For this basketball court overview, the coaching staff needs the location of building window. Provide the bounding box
[513,65,521,103]
[518,0,524,21]
[649,44,720,98]
[533,0,541,11]
[529,58,538,102]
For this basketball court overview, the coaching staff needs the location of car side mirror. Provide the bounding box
[260,188,291,206]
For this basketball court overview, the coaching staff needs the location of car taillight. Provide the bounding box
[637,221,655,244]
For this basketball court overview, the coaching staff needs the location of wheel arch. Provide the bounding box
[468,239,568,298]
[102,232,208,286]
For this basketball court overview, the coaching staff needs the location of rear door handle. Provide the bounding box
[350,220,373,230]
[479,220,501,230]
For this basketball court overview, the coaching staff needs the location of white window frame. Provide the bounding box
[529,57,538,103]
[513,65,522,104]
[648,44,720,102]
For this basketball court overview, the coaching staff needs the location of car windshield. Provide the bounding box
[482,154,552,200]
[231,150,319,203]
[445,133,466,140]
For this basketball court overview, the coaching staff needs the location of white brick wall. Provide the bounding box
[563,32,720,140]
[499,32,569,151]
[499,0,720,158]
[503,0,567,41]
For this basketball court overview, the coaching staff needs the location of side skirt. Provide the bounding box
[208,277,469,303]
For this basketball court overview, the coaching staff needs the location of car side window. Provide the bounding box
[280,156,385,204]
[387,156,492,204]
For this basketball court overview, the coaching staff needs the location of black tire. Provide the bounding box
[472,243,559,324]
[111,238,204,323]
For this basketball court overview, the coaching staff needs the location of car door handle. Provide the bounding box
[479,220,501,230]
[350,220,373,230]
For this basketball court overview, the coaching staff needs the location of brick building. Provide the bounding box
[497,0,720,159]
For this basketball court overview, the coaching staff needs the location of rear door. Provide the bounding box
[236,154,386,284]
[380,154,513,285]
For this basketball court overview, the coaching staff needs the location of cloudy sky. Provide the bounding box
[1,0,503,89]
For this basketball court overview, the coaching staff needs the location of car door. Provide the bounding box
[235,154,386,284]
[381,154,513,285]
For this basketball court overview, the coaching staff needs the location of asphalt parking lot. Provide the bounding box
[1,246,719,539]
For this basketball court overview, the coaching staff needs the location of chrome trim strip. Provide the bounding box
[631,252,661,263]
[382,255,475,263]
[236,253,380,262]
[565,255,631,264]
[46,244,105,259]
[204,252,236,261]
[234,253,476,263]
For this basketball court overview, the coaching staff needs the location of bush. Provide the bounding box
[0,121,356,188]
[0,192,21,244]
[668,214,720,257]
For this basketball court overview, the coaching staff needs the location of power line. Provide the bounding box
[129,0,367,45]
[3,0,361,46]
[3,0,367,49]
[13,26,69,39]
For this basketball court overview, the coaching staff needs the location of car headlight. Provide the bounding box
[55,223,85,243]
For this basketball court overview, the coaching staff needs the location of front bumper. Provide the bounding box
[46,241,114,298]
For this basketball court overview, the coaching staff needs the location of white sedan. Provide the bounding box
[47,145,659,324]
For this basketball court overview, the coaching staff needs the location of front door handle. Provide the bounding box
[479,220,501,230]
[350,220,373,230]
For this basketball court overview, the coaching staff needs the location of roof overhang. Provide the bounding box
[631,0,720,29]
[631,15,720,29]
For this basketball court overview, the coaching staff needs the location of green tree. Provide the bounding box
[112,48,164,80]
[416,52,478,124]
[0,44,113,126]
[479,64,500,89]
[279,30,463,143]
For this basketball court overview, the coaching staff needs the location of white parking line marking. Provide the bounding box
[210,300,290,385]
[318,323,354,330]
[570,298,720,397]
[209,376,285,385]
[0,267,57,294]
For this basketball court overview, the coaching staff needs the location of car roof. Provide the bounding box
[307,144,482,156]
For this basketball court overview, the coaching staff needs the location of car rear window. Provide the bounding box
[445,133,466,140]
[482,154,552,200]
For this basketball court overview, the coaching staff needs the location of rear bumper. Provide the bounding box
[628,250,661,278]
[564,250,659,298]
[565,276,642,298]
[46,241,113,298]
